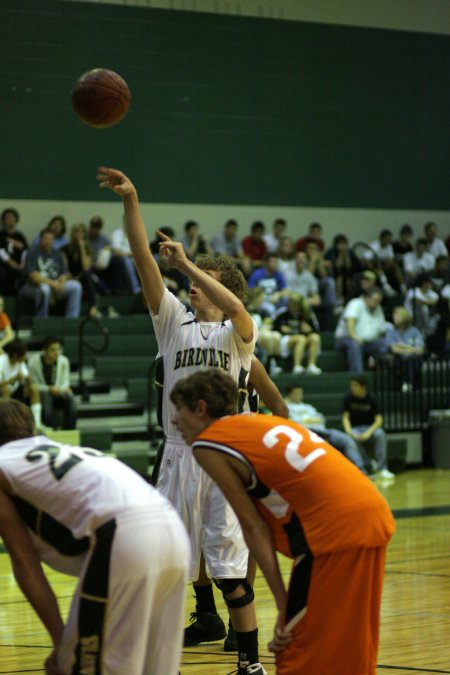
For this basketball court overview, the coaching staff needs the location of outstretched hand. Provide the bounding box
[97,167,136,197]
[157,230,189,270]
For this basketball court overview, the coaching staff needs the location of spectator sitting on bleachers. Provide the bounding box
[383,306,425,391]
[304,237,337,325]
[284,250,321,309]
[341,375,394,480]
[247,253,289,317]
[325,233,361,303]
[88,216,129,295]
[393,224,414,266]
[111,216,142,294]
[19,229,82,319]
[180,220,212,261]
[273,293,322,375]
[275,235,296,278]
[61,223,100,318]
[0,208,28,295]
[424,222,448,260]
[368,229,406,295]
[263,217,287,254]
[284,384,370,476]
[0,339,47,432]
[32,215,68,251]
[403,238,435,285]
[335,287,389,372]
[0,295,14,353]
[296,222,325,252]
[404,273,440,338]
[210,219,251,276]
[28,335,77,430]
[241,220,267,269]
[429,255,450,294]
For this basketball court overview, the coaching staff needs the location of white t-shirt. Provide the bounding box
[335,297,387,342]
[0,354,29,392]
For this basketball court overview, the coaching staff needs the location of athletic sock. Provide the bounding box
[193,583,218,615]
[236,627,259,666]
[31,402,42,429]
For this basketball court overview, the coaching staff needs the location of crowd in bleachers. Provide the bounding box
[0,208,449,381]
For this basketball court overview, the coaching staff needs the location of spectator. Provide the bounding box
[429,255,450,294]
[110,216,142,294]
[350,269,378,299]
[210,219,251,276]
[403,238,435,285]
[284,384,370,475]
[241,221,267,269]
[404,273,440,338]
[393,224,414,266]
[32,215,68,251]
[28,336,77,430]
[296,222,325,252]
[325,233,361,303]
[19,229,82,319]
[342,375,395,479]
[247,253,289,317]
[61,223,100,317]
[304,238,337,325]
[0,295,14,353]
[424,222,447,260]
[0,339,46,432]
[368,229,405,294]
[88,216,128,295]
[384,306,425,391]
[335,287,389,372]
[263,218,287,254]
[275,235,296,278]
[284,251,321,308]
[273,293,322,374]
[180,220,212,261]
[0,207,28,295]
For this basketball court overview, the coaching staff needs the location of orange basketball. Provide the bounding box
[71,68,131,128]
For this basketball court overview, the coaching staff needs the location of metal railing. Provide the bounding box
[373,356,450,431]
[77,316,110,401]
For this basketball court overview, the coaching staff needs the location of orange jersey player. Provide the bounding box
[171,369,396,675]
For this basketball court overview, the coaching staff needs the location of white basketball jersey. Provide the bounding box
[151,288,257,439]
[0,436,169,572]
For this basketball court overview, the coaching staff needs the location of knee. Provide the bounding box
[213,577,254,609]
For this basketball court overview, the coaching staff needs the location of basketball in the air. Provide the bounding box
[71,68,131,128]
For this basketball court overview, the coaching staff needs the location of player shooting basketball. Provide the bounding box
[97,167,266,675]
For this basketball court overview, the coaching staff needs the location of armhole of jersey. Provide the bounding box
[192,440,257,490]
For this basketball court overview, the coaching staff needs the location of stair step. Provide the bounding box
[77,402,144,418]
[112,426,149,442]
[73,380,111,396]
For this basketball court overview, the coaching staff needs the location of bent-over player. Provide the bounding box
[0,399,189,675]
[97,167,265,675]
[171,369,396,675]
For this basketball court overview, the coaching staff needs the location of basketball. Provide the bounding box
[71,68,131,128]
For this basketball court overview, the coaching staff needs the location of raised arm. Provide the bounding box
[159,232,255,342]
[97,167,165,313]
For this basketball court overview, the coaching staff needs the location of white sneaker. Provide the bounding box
[269,363,283,376]
[377,468,395,480]
[292,365,305,375]
[306,364,322,375]
[401,382,412,393]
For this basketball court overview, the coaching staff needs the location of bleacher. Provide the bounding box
[8,292,448,476]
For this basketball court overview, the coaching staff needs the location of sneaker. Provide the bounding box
[231,663,267,675]
[269,362,283,376]
[184,611,226,646]
[36,424,53,435]
[306,364,322,375]
[401,382,412,393]
[224,620,238,652]
[292,365,304,375]
[377,468,395,480]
